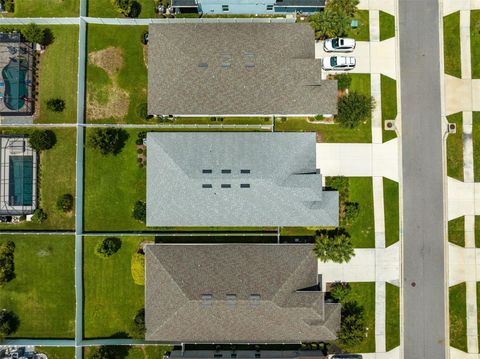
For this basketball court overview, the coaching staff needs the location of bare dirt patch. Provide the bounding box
[87,84,130,120]
[88,47,124,76]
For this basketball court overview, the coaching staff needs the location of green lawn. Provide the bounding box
[87,0,156,18]
[447,112,464,181]
[383,178,399,247]
[340,282,376,353]
[86,25,148,123]
[475,216,480,247]
[14,0,79,17]
[379,11,395,41]
[449,216,465,247]
[385,283,400,351]
[471,10,480,79]
[0,235,75,338]
[443,11,462,78]
[449,282,467,352]
[380,75,397,142]
[84,236,153,338]
[346,10,370,42]
[0,128,76,231]
[473,112,480,182]
[37,26,79,123]
[36,347,76,359]
[84,346,172,358]
[275,74,372,143]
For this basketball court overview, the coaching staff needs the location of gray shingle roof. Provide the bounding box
[146,132,339,227]
[147,23,337,116]
[145,244,341,343]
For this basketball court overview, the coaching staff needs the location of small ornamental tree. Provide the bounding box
[31,208,47,224]
[0,309,19,337]
[131,308,146,337]
[56,193,74,213]
[326,0,359,17]
[309,9,351,39]
[95,237,122,258]
[330,281,351,302]
[338,301,367,347]
[336,73,352,91]
[344,201,360,225]
[337,91,375,129]
[313,230,354,263]
[88,128,129,155]
[46,98,65,113]
[22,23,45,44]
[132,200,146,223]
[0,241,15,285]
[29,130,56,151]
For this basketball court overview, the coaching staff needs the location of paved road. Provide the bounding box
[399,0,447,358]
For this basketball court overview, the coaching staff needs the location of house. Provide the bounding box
[146,132,339,227]
[147,23,337,117]
[170,0,325,15]
[0,135,37,215]
[145,244,341,343]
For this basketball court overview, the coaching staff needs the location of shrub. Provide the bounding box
[327,176,349,193]
[337,91,375,129]
[88,346,129,359]
[46,98,65,113]
[330,281,351,302]
[313,230,354,263]
[29,130,56,151]
[131,308,146,337]
[338,301,366,347]
[129,0,141,17]
[131,253,145,285]
[95,237,122,258]
[336,74,352,91]
[31,208,47,224]
[88,128,129,155]
[309,10,351,39]
[0,241,15,285]
[136,131,147,145]
[344,201,360,224]
[136,102,150,120]
[326,0,359,17]
[112,0,133,16]
[21,23,45,45]
[137,148,143,154]
[4,0,14,12]
[56,193,74,213]
[0,309,19,337]
[132,201,146,223]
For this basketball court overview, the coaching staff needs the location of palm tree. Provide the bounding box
[313,231,354,263]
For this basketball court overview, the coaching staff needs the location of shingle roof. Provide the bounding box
[147,23,337,115]
[146,132,339,227]
[145,244,341,343]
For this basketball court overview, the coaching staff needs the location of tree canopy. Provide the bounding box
[88,128,129,156]
[337,91,375,129]
[313,230,354,263]
[29,130,57,151]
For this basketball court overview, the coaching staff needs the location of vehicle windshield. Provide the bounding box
[331,57,337,66]
[331,38,339,48]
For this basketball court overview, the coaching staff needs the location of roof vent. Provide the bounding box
[221,169,231,174]
[240,184,250,188]
[198,63,208,68]
[240,169,250,174]
[227,294,236,307]
[203,169,212,174]
[250,294,261,306]
[202,294,213,306]
[221,184,231,188]
[202,184,212,188]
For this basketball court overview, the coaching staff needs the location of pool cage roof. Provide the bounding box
[0,32,35,116]
[0,135,37,216]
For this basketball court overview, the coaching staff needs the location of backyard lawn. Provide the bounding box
[447,112,464,181]
[37,26,79,123]
[340,282,376,353]
[443,11,462,78]
[449,282,467,352]
[14,0,79,17]
[380,75,397,142]
[275,74,372,143]
[36,347,76,359]
[83,236,153,338]
[449,216,465,247]
[0,128,76,231]
[385,283,400,351]
[86,25,148,123]
[84,346,172,358]
[473,112,480,182]
[383,178,399,247]
[346,10,370,41]
[0,235,75,338]
[379,11,395,41]
[87,0,156,18]
[471,10,480,79]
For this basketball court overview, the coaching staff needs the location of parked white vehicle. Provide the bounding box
[323,37,356,52]
[322,56,356,71]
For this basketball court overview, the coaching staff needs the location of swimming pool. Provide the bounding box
[9,156,33,206]
[2,59,28,111]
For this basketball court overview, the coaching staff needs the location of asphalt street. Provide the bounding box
[399,0,447,357]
